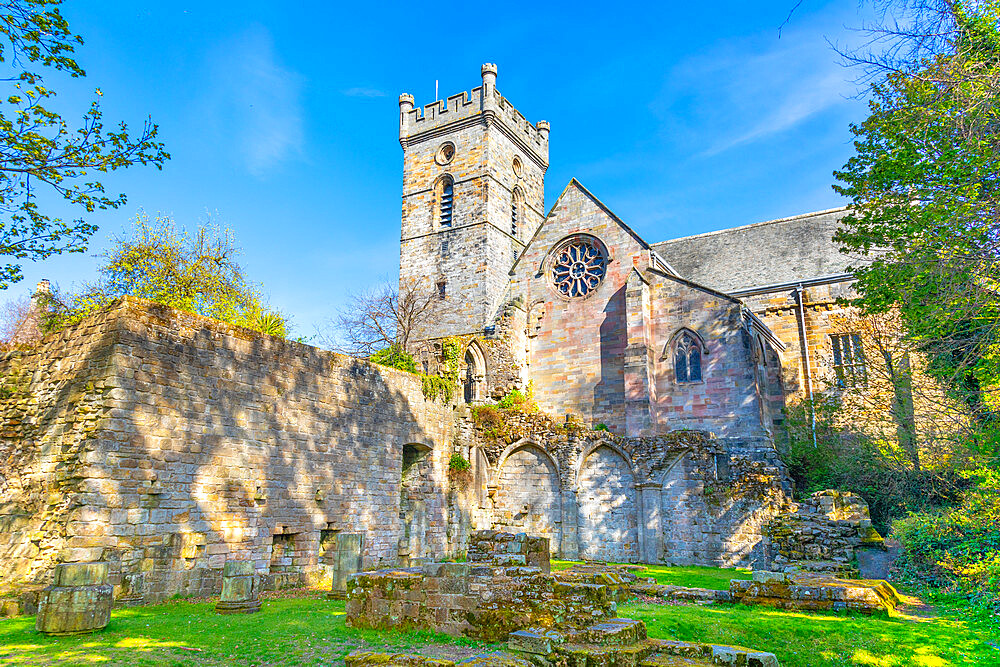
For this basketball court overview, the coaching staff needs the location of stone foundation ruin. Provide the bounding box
[346,531,781,666]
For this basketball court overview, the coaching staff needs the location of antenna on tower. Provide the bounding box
[435,79,439,101]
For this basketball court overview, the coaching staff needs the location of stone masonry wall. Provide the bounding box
[461,409,790,567]
[0,298,457,603]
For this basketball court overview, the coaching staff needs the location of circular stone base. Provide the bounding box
[215,600,261,614]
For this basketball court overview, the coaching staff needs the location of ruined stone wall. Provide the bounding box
[463,410,789,567]
[762,490,885,575]
[0,298,458,603]
[0,306,121,594]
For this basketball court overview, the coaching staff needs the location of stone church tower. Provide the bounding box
[398,64,549,341]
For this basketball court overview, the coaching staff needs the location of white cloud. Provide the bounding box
[655,17,860,158]
[205,26,304,176]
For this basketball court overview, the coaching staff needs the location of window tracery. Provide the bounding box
[673,331,703,383]
[550,237,607,298]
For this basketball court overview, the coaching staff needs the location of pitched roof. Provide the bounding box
[651,207,858,293]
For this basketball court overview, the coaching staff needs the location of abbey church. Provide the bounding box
[0,64,881,606]
[400,63,857,441]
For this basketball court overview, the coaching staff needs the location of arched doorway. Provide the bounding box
[577,445,638,562]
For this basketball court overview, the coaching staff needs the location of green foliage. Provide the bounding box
[420,373,453,402]
[0,0,169,288]
[594,423,609,432]
[893,469,1000,615]
[43,213,288,337]
[440,337,461,384]
[470,404,507,441]
[780,398,967,532]
[419,337,461,402]
[369,345,417,374]
[833,3,1000,421]
[448,453,471,472]
[497,388,537,413]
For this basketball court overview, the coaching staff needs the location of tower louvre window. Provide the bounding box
[511,188,522,238]
[439,178,454,227]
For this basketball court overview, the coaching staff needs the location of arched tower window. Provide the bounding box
[511,188,523,238]
[437,175,454,227]
[673,331,703,383]
[463,341,486,403]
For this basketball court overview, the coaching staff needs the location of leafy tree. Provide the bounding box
[834,1,1000,429]
[47,213,287,337]
[0,0,168,288]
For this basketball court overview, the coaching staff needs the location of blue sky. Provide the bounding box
[14,1,875,337]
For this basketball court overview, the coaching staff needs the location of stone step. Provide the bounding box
[559,640,656,667]
[564,617,647,646]
[644,640,779,667]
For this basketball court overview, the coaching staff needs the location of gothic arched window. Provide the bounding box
[437,176,454,227]
[673,331,703,383]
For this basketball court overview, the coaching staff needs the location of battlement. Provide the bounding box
[399,63,549,165]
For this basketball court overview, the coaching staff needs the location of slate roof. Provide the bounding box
[650,207,856,293]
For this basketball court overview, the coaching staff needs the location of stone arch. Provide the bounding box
[659,451,702,565]
[492,440,562,554]
[462,340,487,403]
[576,444,638,562]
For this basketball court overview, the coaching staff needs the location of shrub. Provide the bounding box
[893,470,1000,614]
[448,453,471,472]
[420,374,453,402]
[471,404,507,440]
[779,397,967,533]
[594,423,609,432]
[369,345,417,373]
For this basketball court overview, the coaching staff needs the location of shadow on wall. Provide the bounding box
[0,297,459,603]
[594,286,627,430]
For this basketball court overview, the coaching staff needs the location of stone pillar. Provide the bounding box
[329,534,364,600]
[638,483,663,564]
[215,561,261,614]
[561,488,580,560]
[35,562,112,636]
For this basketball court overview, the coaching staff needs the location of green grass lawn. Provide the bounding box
[1,567,995,666]
[551,559,751,590]
[0,595,497,666]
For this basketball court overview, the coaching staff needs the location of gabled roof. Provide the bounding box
[651,207,859,293]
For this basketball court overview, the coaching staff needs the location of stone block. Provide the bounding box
[36,563,113,636]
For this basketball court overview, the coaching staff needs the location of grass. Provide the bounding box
[0,594,497,666]
[551,559,751,590]
[1,568,996,666]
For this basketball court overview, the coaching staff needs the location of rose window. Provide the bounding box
[551,238,607,298]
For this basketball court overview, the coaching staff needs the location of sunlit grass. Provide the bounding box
[551,559,750,590]
[0,571,994,666]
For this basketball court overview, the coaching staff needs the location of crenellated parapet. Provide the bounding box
[399,63,549,167]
